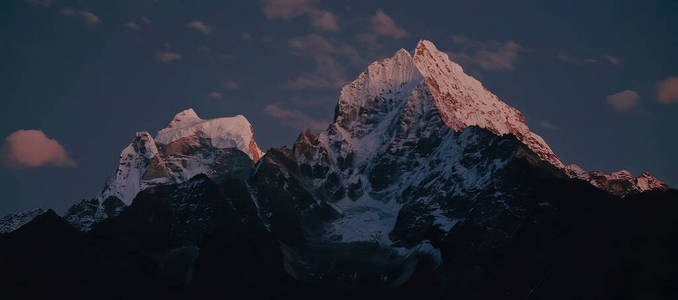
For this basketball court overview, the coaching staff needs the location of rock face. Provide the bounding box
[0,208,45,234]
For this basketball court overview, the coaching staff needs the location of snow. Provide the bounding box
[325,195,401,244]
[156,109,263,160]
[98,109,265,206]
[412,40,564,168]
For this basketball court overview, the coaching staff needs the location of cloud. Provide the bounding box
[309,10,339,31]
[557,52,586,65]
[656,76,678,104]
[155,52,182,63]
[356,10,407,50]
[60,9,100,26]
[557,52,622,66]
[208,92,222,100]
[539,121,560,130]
[2,130,75,169]
[123,21,140,30]
[79,11,101,26]
[264,104,327,131]
[141,16,152,24]
[607,90,640,111]
[369,10,408,39]
[602,54,622,65]
[286,34,362,90]
[262,0,339,31]
[449,35,526,71]
[24,0,52,7]
[187,21,213,35]
[222,80,239,90]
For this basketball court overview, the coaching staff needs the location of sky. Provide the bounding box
[0,0,676,215]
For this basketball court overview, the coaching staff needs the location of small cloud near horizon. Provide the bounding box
[607,90,640,111]
[2,130,76,169]
[656,76,678,104]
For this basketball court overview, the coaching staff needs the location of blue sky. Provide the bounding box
[0,0,676,215]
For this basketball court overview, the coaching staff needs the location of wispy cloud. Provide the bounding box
[123,21,140,30]
[368,9,408,39]
[449,35,526,71]
[208,92,222,100]
[656,76,678,104]
[356,10,408,50]
[309,10,339,31]
[286,34,362,90]
[79,11,101,26]
[557,52,622,66]
[1,130,76,169]
[607,90,640,111]
[222,80,239,90]
[539,120,560,130]
[187,20,213,35]
[264,104,327,131]
[59,8,101,27]
[262,0,339,31]
[602,54,622,65]
[155,52,182,63]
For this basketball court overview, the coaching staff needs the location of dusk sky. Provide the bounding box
[1,0,676,215]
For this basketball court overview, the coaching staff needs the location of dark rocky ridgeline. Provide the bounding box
[0,174,291,300]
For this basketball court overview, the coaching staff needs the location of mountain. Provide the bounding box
[0,208,45,234]
[63,109,263,230]
[0,40,675,299]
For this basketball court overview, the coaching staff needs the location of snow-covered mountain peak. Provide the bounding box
[69,109,266,225]
[411,40,564,168]
[156,110,263,161]
[167,108,201,129]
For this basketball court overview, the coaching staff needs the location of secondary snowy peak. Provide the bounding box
[565,165,668,197]
[167,108,202,129]
[412,40,563,168]
[97,109,263,207]
[156,109,264,161]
